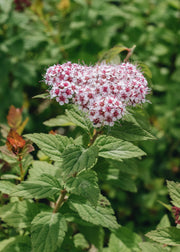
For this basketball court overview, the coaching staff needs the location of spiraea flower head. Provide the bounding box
[44,61,150,127]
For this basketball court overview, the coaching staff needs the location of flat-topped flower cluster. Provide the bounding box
[44,61,150,127]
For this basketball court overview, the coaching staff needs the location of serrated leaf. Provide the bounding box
[43,115,75,127]
[167,180,180,208]
[146,227,180,246]
[27,161,60,181]
[69,195,119,229]
[11,174,61,199]
[24,133,74,161]
[62,145,98,177]
[139,242,170,252]
[65,106,93,132]
[66,170,100,206]
[31,212,67,252]
[0,181,17,194]
[109,120,155,141]
[94,135,146,161]
[0,200,40,228]
[0,236,31,252]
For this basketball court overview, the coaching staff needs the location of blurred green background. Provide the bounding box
[0,0,180,233]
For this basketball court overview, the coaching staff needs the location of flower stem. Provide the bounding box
[89,129,103,147]
[53,189,67,213]
[124,45,136,62]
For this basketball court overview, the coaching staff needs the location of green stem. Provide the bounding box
[89,129,103,147]
[53,189,67,213]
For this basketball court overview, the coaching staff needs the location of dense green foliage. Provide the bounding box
[0,0,180,251]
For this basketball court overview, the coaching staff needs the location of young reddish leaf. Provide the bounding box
[7,105,22,129]
[17,117,29,135]
[6,129,26,155]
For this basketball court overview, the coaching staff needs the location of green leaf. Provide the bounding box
[69,195,119,229]
[137,62,152,79]
[43,115,75,127]
[12,174,61,199]
[167,180,180,207]
[99,44,128,63]
[0,200,40,229]
[0,0,13,13]
[94,135,146,161]
[109,121,155,141]
[109,159,138,176]
[27,161,60,181]
[66,170,100,206]
[139,242,170,252]
[0,181,17,194]
[0,236,31,252]
[32,93,49,99]
[146,227,180,246]
[157,215,171,228]
[65,106,93,132]
[24,133,73,161]
[73,233,89,250]
[108,172,137,192]
[31,212,67,252]
[105,227,142,252]
[62,145,98,177]
[79,226,104,251]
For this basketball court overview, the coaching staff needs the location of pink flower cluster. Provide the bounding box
[44,61,150,127]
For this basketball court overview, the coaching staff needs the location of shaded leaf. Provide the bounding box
[0,236,31,252]
[0,200,40,229]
